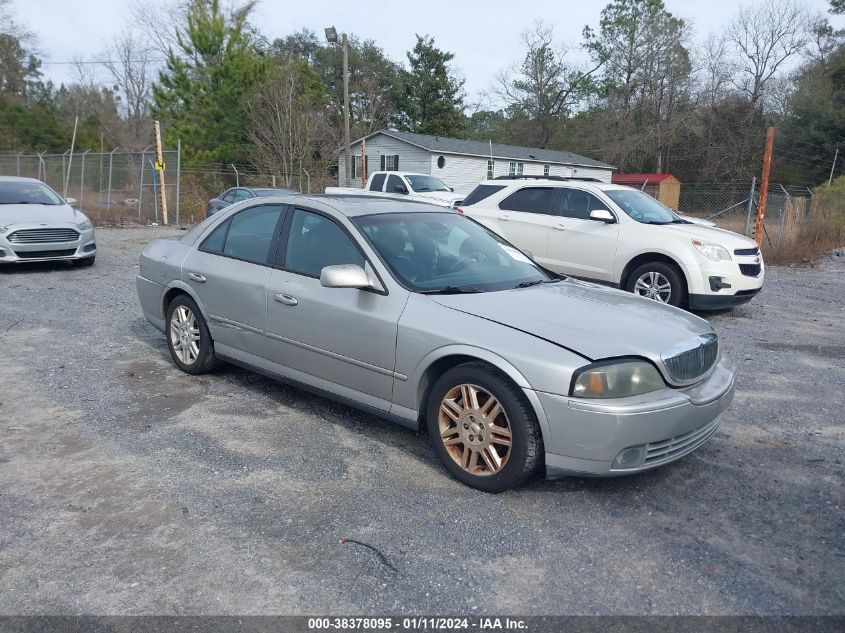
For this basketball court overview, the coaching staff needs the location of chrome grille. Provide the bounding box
[645,418,720,465]
[662,334,718,383]
[7,228,80,243]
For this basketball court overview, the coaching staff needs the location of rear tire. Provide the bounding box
[626,261,685,307]
[165,295,218,374]
[426,362,543,492]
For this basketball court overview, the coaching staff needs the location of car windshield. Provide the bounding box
[604,189,683,224]
[0,181,64,205]
[405,175,450,193]
[353,212,552,293]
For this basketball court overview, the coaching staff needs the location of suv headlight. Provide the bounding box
[570,359,666,399]
[692,239,731,262]
[77,220,93,231]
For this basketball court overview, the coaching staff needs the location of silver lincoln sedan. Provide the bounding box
[136,195,735,492]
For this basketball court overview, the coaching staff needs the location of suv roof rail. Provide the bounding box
[492,175,603,183]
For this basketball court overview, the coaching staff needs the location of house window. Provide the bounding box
[437,155,446,169]
[350,155,361,179]
[487,159,495,179]
[380,154,400,171]
[543,164,550,176]
[509,161,523,176]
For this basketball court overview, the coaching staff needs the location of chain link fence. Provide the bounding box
[0,151,335,227]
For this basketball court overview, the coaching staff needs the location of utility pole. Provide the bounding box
[154,120,169,225]
[754,127,776,246]
[342,33,351,187]
[829,148,839,186]
[63,116,79,198]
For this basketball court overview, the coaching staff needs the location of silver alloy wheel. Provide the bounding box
[634,271,672,303]
[170,305,201,365]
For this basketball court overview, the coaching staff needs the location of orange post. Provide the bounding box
[754,127,776,245]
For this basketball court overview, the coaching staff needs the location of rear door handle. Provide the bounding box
[499,213,510,221]
[552,223,567,231]
[187,272,207,283]
[274,293,298,306]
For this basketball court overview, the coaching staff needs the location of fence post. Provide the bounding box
[176,139,181,228]
[106,148,117,219]
[744,177,756,237]
[303,169,311,194]
[138,151,145,224]
[16,152,22,176]
[80,150,90,210]
[778,184,790,249]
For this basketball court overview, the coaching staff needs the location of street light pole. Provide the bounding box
[342,32,351,188]
[326,26,352,187]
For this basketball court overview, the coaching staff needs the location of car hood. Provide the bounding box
[0,203,82,226]
[430,278,713,366]
[662,222,756,249]
[415,190,465,204]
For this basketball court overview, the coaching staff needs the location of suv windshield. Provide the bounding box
[605,189,682,224]
[353,212,551,293]
[0,180,64,205]
[405,175,450,193]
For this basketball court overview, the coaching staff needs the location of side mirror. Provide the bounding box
[589,209,615,223]
[65,197,77,205]
[393,185,408,194]
[448,186,454,192]
[320,264,372,289]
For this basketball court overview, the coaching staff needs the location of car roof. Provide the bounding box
[480,178,631,192]
[252,194,452,217]
[0,176,43,183]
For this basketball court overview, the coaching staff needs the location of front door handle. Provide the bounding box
[499,213,510,221]
[552,223,567,231]
[274,293,298,306]
[187,272,207,283]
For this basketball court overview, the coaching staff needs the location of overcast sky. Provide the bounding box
[15,0,844,102]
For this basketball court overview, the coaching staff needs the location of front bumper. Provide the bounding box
[682,255,764,310]
[535,355,736,477]
[0,225,96,263]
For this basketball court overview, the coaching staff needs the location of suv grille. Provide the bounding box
[662,334,718,383]
[739,263,762,277]
[7,228,79,243]
[734,246,759,256]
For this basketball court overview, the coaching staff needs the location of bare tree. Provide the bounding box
[725,0,812,107]
[495,22,600,148]
[248,62,338,189]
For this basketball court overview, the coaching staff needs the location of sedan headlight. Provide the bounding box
[692,239,731,262]
[570,359,666,399]
[77,220,93,231]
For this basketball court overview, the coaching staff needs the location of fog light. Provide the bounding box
[709,276,732,291]
[0,248,5,257]
[83,243,96,253]
[612,445,646,469]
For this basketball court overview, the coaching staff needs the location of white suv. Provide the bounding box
[459,176,764,310]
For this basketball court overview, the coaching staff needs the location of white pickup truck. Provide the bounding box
[325,172,465,208]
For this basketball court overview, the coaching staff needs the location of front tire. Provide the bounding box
[165,295,218,374]
[626,261,685,307]
[427,362,543,492]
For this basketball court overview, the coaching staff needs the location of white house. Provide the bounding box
[337,129,614,192]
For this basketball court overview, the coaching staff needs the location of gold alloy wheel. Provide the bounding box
[438,383,512,476]
[170,305,201,365]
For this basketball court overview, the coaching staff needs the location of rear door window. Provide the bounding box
[498,187,555,214]
[461,184,506,206]
[369,173,386,191]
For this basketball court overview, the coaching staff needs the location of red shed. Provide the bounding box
[611,173,681,210]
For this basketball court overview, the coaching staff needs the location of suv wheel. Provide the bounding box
[626,261,685,307]
[427,362,543,492]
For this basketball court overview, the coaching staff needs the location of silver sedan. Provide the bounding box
[136,195,735,492]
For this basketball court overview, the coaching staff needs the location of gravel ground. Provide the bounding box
[0,227,842,616]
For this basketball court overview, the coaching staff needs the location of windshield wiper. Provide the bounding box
[419,286,484,295]
[513,279,549,289]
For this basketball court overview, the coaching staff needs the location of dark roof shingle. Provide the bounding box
[364,129,612,169]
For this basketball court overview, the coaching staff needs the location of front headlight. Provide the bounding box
[77,220,93,231]
[692,239,731,262]
[570,359,666,399]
